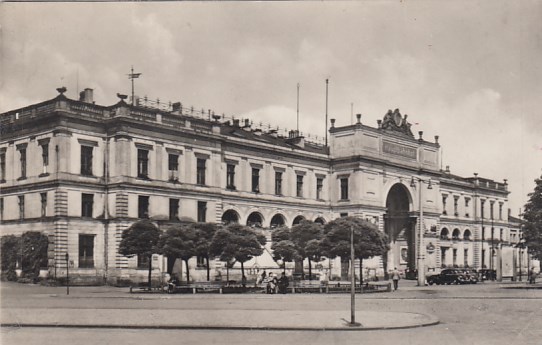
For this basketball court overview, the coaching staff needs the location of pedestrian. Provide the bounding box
[267,272,277,294]
[392,267,400,291]
[278,272,289,294]
[529,267,536,284]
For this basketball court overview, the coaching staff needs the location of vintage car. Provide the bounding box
[427,269,469,285]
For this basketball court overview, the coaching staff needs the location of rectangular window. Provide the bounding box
[196,255,206,268]
[252,168,260,192]
[169,198,179,221]
[296,175,304,197]
[1,152,6,182]
[442,195,447,215]
[499,203,503,220]
[20,148,27,178]
[453,196,459,216]
[441,247,447,266]
[340,177,349,200]
[464,249,469,267]
[138,195,149,219]
[41,193,47,218]
[481,249,486,268]
[137,149,149,178]
[316,178,323,200]
[226,164,236,190]
[481,200,486,219]
[137,255,149,269]
[490,201,495,220]
[168,154,179,181]
[80,146,93,176]
[0,198,4,221]
[340,212,348,218]
[453,249,457,267]
[42,144,49,174]
[18,195,25,219]
[196,158,206,185]
[465,198,470,217]
[197,201,207,222]
[81,193,94,218]
[79,234,95,268]
[275,171,283,195]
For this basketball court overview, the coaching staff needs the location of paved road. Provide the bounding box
[1,281,541,345]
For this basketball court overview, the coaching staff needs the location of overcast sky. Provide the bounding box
[1,1,541,216]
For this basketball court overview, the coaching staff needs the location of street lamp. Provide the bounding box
[410,177,433,287]
[349,224,360,326]
[65,253,69,295]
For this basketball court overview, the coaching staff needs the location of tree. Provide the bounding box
[523,175,542,261]
[21,232,49,281]
[271,227,297,273]
[1,235,21,281]
[158,224,197,283]
[119,220,161,290]
[323,217,389,282]
[210,223,266,278]
[290,220,324,280]
[193,222,219,281]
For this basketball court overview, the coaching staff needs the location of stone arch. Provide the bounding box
[314,217,326,225]
[247,212,264,228]
[452,228,461,240]
[440,227,450,240]
[292,215,306,226]
[222,209,240,225]
[463,229,472,241]
[270,213,286,229]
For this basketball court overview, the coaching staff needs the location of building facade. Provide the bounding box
[0,87,522,284]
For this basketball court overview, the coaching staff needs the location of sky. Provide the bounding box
[1,1,541,216]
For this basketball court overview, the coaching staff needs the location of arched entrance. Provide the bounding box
[384,184,415,276]
[292,215,305,226]
[270,214,286,228]
[247,212,264,228]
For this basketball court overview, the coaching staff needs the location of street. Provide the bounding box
[1,281,541,345]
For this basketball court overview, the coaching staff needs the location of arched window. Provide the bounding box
[440,228,450,240]
[292,215,305,226]
[247,212,264,228]
[222,210,240,225]
[463,229,472,241]
[452,228,461,241]
[314,217,326,225]
[270,214,286,228]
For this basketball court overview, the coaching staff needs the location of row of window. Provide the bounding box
[442,195,505,220]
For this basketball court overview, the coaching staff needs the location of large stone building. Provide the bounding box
[0,87,523,284]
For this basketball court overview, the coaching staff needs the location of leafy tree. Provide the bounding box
[323,217,389,282]
[119,220,161,290]
[193,222,219,281]
[271,227,297,273]
[290,220,324,279]
[1,235,21,281]
[20,232,49,281]
[158,224,197,282]
[210,223,266,278]
[523,175,542,260]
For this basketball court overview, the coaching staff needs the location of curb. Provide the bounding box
[0,318,440,331]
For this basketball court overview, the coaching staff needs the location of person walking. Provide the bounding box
[278,272,289,294]
[392,267,400,291]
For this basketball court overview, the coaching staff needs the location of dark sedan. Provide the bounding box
[427,269,469,285]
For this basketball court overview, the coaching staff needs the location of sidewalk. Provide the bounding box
[1,307,439,331]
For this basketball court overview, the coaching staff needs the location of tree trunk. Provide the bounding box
[241,261,245,278]
[359,259,363,291]
[184,259,190,283]
[206,256,210,281]
[283,262,286,274]
[341,257,349,281]
[226,264,229,285]
[148,254,153,291]
[308,258,312,280]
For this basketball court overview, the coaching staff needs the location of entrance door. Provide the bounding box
[385,184,415,275]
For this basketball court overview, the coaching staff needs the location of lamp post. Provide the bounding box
[411,177,432,287]
[65,253,69,295]
[349,224,360,326]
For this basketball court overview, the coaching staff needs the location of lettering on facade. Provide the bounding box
[382,140,417,160]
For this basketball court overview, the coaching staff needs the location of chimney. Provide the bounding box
[377,119,382,129]
[418,131,424,141]
[356,113,362,124]
[233,119,240,127]
[79,88,94,104]
[286,130,305,148]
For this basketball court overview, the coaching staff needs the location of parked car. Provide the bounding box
[427,269,469,285]
[478,269,496,281]
[462,269,478,284]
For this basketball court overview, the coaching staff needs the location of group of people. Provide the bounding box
[257,270,289,294]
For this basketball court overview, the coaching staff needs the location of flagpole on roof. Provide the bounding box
[297,83,300,132]
[128,66,142,106]
[325,79,329,147]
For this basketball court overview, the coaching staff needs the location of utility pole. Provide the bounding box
[325,79,329,147]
